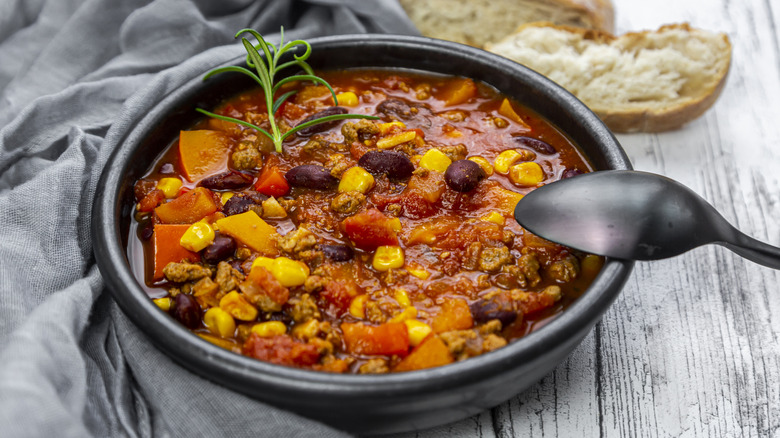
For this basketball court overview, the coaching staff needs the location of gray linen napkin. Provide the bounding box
[0,0,418,436]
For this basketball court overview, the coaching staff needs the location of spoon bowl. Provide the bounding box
[514,170,780,268]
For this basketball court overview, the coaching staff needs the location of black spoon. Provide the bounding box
[514,170,780,268]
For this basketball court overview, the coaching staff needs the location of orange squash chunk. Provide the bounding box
[498,98,532,130]
[152,224,199,280]
[179,130,232,182]
[341,322,409,356]
[154,187,218,224]
[441,78,477,106]
[215,211,279,256]
[432,298,474,333]
[394,335,453,372]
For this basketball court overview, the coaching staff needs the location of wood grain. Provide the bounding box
[392,0,780,436]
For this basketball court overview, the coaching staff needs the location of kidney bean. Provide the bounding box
[140,224,154,241]
[320,244,354,262]
[562,168,584,179]
[358,150,414,181]
[172,294,201,329]
[202,234,236,264]
[512,136,556,155]
[200,170,254,190]
[295,106,348,136]
[444,159,486,192]
[470,294,518,326]
[285,164,338,190]
[223,194,259,216]
[377,98,413,119]
[229,260,245,274]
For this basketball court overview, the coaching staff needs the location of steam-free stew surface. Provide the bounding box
[130,70,602,373]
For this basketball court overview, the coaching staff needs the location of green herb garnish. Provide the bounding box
[197,28,378,153]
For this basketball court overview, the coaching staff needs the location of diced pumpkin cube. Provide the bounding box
[432,298,474,333]
[441,78,477,106]
[154,187,218,224]
[178,130,232,182]
[404,217,459,246]
[341,208,399,250]
[215,211,279,256]
[394,334,453,372]
[152,224,200,280]
[498,98,531,130]
[341,322,409,356]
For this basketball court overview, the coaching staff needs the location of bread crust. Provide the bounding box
[487,22,732,132]
[399,0,615,47]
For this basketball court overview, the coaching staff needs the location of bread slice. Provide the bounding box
[486,22,732,132]
[399,0,614,48]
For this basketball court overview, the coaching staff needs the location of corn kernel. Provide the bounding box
[349,294,369,319]
[292,319,319,340]
[394,289,411,307]
[203,307,236,337]
[508,161,545,186]
[390,306,417,323]
[157,178,183,198]
[262,196,287,218]
[251,256,275,271]
[406,265,430,280]
[153,297,171,312]
[467,156,493,176]
[445,129,463,138]
[388,217,402,232]
[581,254,604,277]
[338,166,375,194]
[377,130,417,149]
[404,320,433,347]
[481,211,505,225]
[180,221,215,252]
[373,245,404,271]
[251,321,287,337]
[419,148,452,173]
[378,121,406,135]
[219,291,258,321]
[494,150,522,174]
[336,91,359,107]
[220,192,234,204]
[270,257,310,287]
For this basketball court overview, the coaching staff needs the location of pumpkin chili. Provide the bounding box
[129,69,603,374]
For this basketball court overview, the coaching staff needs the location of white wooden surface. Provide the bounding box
[401,0,780,436]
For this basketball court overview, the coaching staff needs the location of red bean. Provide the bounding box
[512,136,556,155]
[202,234,236,264]
[445,159,486,192]
[172,294,201,329]
[285,165,338,190]
[562,168,584,179]
[358,150,414,181]
[200,170,254,190]
[320,244,354,262]
[470,294,517,326]
[295,107,348,136]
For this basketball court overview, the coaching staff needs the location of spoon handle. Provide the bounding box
[721,230,780,270]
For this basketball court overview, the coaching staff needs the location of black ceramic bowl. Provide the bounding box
[93,34,634,434]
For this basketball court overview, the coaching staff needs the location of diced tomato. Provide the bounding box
[349,141,371,160]
[243,266,290,306]
[341,208,399,250]
[138,189,165,212]
[320,280,359,315]
[255,167,290,197]
[341,322,409,356]
[394,334,453,372]
[243,334,320,367]
[400,191,437,219]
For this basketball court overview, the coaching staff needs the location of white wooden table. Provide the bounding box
[401,0,780,436]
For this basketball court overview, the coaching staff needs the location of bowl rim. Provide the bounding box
[93,33,633,399]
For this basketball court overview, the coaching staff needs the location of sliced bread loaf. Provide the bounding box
[486,22,732,132]
[399,0,614,48]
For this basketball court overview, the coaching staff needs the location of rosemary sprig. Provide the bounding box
[197,27,378,153]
